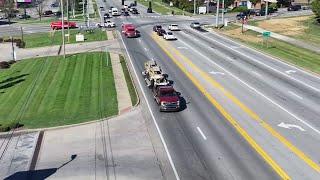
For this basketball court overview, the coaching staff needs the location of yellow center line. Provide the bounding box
[150,33,290,180]
[151,33,320,174]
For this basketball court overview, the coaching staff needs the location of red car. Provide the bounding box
[51,21,77,29]
[122,23,139,38]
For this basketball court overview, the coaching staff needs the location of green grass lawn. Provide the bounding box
[216,26,320,74]
[119,55,138,106]
[4,29,107,48]
[295,18,320,46]
[137,0,192,15]
[0,52,117,131]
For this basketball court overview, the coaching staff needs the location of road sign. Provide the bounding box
[262,31,271,37]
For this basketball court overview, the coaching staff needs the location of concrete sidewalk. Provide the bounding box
[0,39,122,62]
[240,24,320,53]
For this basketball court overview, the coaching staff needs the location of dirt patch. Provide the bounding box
[221,27,262,43]
[256,16,312,36]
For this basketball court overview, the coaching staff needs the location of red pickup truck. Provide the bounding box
[51,21,77,29]
[153,86,180,112]
[121,23,139,38]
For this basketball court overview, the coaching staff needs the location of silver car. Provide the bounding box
[190,22,200,28]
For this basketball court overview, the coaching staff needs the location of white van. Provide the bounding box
[111,8,119,16]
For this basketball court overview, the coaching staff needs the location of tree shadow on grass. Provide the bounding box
[4,154,77,180]
[0,74,28,90]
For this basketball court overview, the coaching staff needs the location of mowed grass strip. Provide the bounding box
[0,52,117,131]
[1,29,107,48]
[119,54,138,106]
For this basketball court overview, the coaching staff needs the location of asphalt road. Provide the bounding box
[101,0,320,179]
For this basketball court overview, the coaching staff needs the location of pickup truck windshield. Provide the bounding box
[160,90,176,96]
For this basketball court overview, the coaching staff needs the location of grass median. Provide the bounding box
[119,54,138,106]
[213,24,320,74]
[0,52,117,131]
[2,29,107,48]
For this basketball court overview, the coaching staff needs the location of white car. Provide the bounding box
[163,32,177,40]
[105,21,115,28]
[168,24,179,31]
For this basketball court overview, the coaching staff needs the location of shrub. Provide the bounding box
[8,60,16,65]
[16,41,25,48]
[0,38,3,43]
[232,6,248,12]
[0,62,10,69]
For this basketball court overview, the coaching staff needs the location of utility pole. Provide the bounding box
[87,0,90,27]
[194,0,196,15]
[61,0,66,58]
[265,0,268,18]
[67,0,70,43]
[215,0,220,28]
[11,37,15,60]
[221,0,224,23]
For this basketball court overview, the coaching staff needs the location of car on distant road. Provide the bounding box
[153,25,162,32]
[108,7,114,13]
[157,29,166,36]
[163,31,177,40]
[168,24,179,31]
[190,22,200,28]
[100,7,104,11]
[104,13,110,19]
[132,9,139,14]
[18,14,31,19]
[123,11,130,16]
[51,21,77,29]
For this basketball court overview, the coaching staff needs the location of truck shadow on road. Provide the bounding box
[4,154,77,180]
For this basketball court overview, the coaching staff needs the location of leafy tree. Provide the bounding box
[34,0,49,21]
[312,0,320,22]
[250,0,261,9]
[0,0,15,24]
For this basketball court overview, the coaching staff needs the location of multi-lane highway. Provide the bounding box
[99,0,320,179]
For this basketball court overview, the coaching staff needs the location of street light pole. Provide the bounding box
[61,0,66,58]
[215,0,220,28]
[265,0,269,18]
[221,0,225,23]
[11,37,15,60]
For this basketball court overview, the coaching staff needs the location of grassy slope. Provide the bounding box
[3,29,107,48]
[0,52,117,131]
[137,0,191,15]
[119,54,138,106]
[217,25,320,74]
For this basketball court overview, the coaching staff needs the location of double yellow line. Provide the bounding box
[151,33,320,179]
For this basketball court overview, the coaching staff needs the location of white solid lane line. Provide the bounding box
[197,127,207,140]
[227,57,234,62]
[252,71,262,77]
[190,28,320,92]
[139,39,142,43]
[288,91,303,100]
[120,32,181,180]
[177,37,320,135]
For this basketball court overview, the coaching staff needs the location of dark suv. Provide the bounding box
[153,25,162,32]
[157,29,166,36]
[288,5,301,11]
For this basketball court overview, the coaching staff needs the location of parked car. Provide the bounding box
[288,5,301,11]
[43,10,53,16]
[236,11,249,20]
[157,29,166,36]
[53,11,62,17]
[50,3,59,8]
[153,25,162,32]
[190,22,200,28]
[163,32,177,40]
[18,14,31,19]
[168,24,179,31]
[255,10,271,16]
